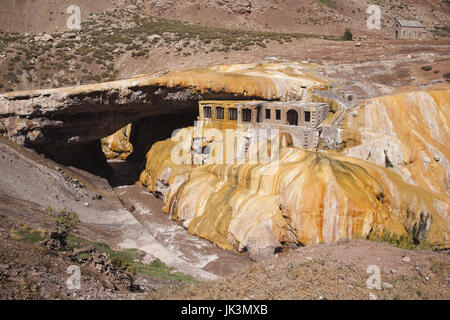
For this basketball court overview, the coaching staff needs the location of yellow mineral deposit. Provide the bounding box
[2,61,328,102]
[152,62,328,101]
[342,86,450,197]
[101,124,133,160]
[140,125,449,258]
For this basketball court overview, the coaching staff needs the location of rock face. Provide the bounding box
[102,124,133,160]
[0,62,327,174]
[342,86,450,197]
[139,126,449,260]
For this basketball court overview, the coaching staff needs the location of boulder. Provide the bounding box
[34,34,53,42]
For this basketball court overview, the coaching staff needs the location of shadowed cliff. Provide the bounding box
[0,61,327,175]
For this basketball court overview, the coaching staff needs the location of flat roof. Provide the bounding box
[261,101,329,108]
[199,100,265,104]
[200,100,328,107]
[396,19,425,28]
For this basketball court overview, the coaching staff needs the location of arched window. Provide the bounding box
[203,106,212,118]
[287,110,298,126]
[216,107,224,119]
[242,109,252,122]
[228,108,237,120]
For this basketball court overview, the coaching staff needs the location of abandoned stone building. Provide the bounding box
[198,100,330,149]
[393,19,427,40]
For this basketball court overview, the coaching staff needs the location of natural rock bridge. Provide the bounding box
[0,62,329,175]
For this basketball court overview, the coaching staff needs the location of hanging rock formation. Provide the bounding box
[102,124,134,160]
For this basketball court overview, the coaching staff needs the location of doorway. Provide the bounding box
[287,110,299,126]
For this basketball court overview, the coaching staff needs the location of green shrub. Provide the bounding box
[131,50,146,57]
[111,256,128,269]
[45,207,79,233]
[443,72,450,79]
[421,65,432,71]
[11,55,21,63]
[319,0,338,8]
[11,225,47,244]
[342,28,353,41]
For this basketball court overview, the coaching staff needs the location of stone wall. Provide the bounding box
[393,26,426,39]
[319,126,342,150]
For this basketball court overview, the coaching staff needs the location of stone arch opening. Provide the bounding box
[287,110,298,126]
[279,132,294,147]
[105,111,199,186]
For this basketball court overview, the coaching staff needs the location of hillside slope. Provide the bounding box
[1,0,449,36]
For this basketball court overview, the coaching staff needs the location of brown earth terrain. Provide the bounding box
[150,240,450,300]
[0,0,449,93]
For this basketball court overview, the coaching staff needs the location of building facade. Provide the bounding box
[198,100,330,149]
[393,19,427,40]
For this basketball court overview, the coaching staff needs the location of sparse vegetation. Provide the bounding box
[146,239,449,300]
[384,150,394,168]
[0,9,342,90]
[369,230,435,251]
[342,28,353,41]
[319,0,338,9]
[10,224,47,244]
[45,206,79,234]
[65,234,196,283]
[421,65,432,71]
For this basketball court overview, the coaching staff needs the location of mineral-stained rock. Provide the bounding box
[140,127,449,259]
[342,86,450,197]
[0,61,327,174]
[101,124,133,160]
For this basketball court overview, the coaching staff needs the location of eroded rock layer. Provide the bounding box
[342,86,450,197]
[140,127,449,260]
[0,61,327,173]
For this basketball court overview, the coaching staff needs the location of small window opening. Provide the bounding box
[242,109,252,122]
[228,108,237,120]
[203,106,212,118]
[216,107,224,119]
[304,111,311,122]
